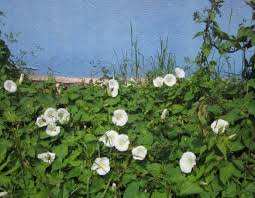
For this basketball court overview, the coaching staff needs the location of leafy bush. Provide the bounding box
[0,68,255,197]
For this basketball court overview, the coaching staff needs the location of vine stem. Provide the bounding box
[100,175,113,198]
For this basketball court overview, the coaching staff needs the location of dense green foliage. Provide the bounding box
[193,0,255,79]
[0,66,255,197]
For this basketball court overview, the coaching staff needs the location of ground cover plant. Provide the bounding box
[1,65,255,197]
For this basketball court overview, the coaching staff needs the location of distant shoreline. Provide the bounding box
[29,75,105,84]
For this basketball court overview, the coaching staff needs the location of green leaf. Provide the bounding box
[137,132,153,146]
[219,162,241,184]
[164,164,186,184]
[146,163,162,177]
[171,104,185,114]
[247,102,255,116]
[222,108,243,124]
[151,191,167,198]
[216,141,227,159]
[222,181,238,197]
[123,182,140,198]
[69,93,80,101]
[0,139,11,162]
[179,181,203,196]
[52,144,68,161]
[184,91,194,101]
[66,167,82,179]
[201,43,212,58]
[193,31,204,39]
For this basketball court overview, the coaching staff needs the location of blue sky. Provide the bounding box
[1,0,252,76]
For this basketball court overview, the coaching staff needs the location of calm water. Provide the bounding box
[1,0,252,76]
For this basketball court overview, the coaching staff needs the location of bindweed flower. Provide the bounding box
[111,183,117,191]
[36,115,48,128]
[44,108,58,124]
[132,146,147,160]
[91,157,110,175]
[4,80,17,93]
[57,108,70,124]
[211,119,229,134]
[0,192,8,197]
[115,134,130,151]
[108,79,119,90]
[99,130,119,147]
[56,83,61,94]
[175,68,185,78]
[163,74,176,87]
[46,123,60,136]
[179,151,196,174]
[37,152,55,164]
[153,76,164,87]
[108,87,118,97]
[161,109,169,119]
[108,79,119,97]
[19,73,24,84]
[112,109,128,126]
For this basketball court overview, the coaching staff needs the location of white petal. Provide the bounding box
[37,152,55,164]
[161,109,169,119]
[153,77,164,87]
[99,130,119,147]
[115,134,130,151]
[0,192,8,197]
[179,151,196,174]
[4,80,17,93]
[57,108,70,124]
[210,120,218,133]
[36,115,48,128]
[132,146,147,160]
[44,108,58,124]
[46,123,61,136]
[19,73,24,84]
[110,87,118,97]
[175,68,185,78]
[211,119,229,134]
[108,79,119,90]
[112,109,128,126]
[91,157,110,175]
[163,74,176,87]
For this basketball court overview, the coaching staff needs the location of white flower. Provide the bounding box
[4,80,17,93]
[46,123,61,136]
[56,83,61,94]
[36,115,48,127]
[91,157,110,175]
[37,152,55,164]
[115,134,130,151]
[163,74,176,87]
[108,79,119,90]
[175,68,185,78]
[179,151,196,174]
[161,109,169,119]
[99,130,119,147]
[44,108,58,124]
[57,108,70,124]
[18,73,24,84]
[211,119,229,134]
[111,183,117,191]
[107,87,118,97]
[0,192,8,197]
[112,109,128,126]
[132,146,147,160]
[153,76,164,87]
[108,79,119,97]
